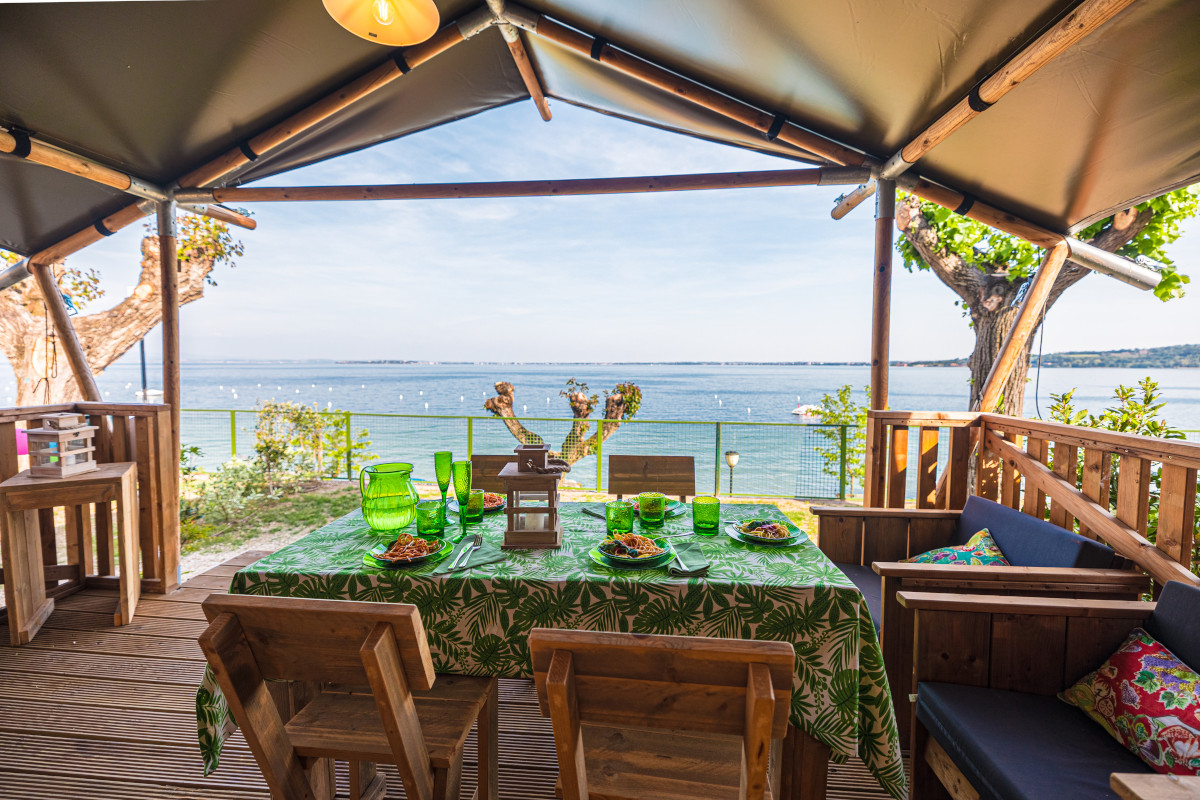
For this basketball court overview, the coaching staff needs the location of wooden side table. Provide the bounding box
[0,461,141,645]
[1112,773,1200,800]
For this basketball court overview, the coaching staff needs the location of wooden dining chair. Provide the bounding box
[607,454,696,501]
[470,454,516,493]
[529,628,794,800]
[199,594,498,800]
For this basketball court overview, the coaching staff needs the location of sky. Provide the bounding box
[59,99,1200,364]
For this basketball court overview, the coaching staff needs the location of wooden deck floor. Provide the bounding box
[0,552,897,799]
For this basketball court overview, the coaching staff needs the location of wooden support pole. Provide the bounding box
[177,167,868,203]
[870,180,896,412]
[976,242,1070,412]
[32,202,154,265]
[516,9,865,166]
[500,24,552,121]
[158,201,181,464]
[0,129,167,201]
[178,203,257,230]
[27,261,103,402]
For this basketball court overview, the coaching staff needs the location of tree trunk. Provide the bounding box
[1,237,216,405]
[897,198,1154,417]
[485,382,635,465]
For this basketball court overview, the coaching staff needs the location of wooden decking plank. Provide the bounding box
[0,771,268,800]
[11,626,206,660]
[57,591,209,620]
[0,644,205,684]
[181,573,235,590]
[0,697,227,746]
[40,608,209,638]
[0,669,199,711]
[150,586,223,603]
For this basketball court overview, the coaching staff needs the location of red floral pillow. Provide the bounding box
[1060,628,1200,775]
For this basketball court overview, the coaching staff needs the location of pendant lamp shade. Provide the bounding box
[322,0,440,47]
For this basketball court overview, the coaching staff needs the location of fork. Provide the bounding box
[451,533,483,571]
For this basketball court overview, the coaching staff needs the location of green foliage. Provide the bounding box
[610,381,642,418]
[195,457,269,523]
[1049,378,1197,574]
[254,400,374,490]
[810,385,869,497]
[897,186,1198,299]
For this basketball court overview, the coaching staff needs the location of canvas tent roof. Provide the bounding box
[1,0,1198,256]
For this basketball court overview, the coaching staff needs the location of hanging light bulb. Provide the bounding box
[322,0,439,46]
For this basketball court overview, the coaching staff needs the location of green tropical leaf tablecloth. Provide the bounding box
[195,503,907,799]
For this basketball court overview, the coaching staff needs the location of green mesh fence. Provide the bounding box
[181,410,854,499]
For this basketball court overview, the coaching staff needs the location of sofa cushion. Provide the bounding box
[1147,581,1200,671]
[832,563,880,631]
[956,495,1116,568]
[903,528,1011,566]
[1060,627,1200,775]
[917,682,1151,800]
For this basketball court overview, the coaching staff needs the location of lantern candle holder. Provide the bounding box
[26,413,99,478]
[498,443,569,549]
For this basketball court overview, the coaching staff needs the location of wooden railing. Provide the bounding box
[865,410,1199,587]
[1,402,179,594]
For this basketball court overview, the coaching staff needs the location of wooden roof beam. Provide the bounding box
[832,0,1139,219]
[486,1,551,121]
[0,127,169,202]
[499,3,864,167]
[175,167,872,203]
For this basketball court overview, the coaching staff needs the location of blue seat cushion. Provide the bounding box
[917,682,1150,800]
[833,563,880,631]
[1147,580,1200,670]
[956,496,1116,569]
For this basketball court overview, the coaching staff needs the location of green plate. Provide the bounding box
[582,500,686,521]
[364,536,452,569]
[725,518,806,547]
[589,537,675,570]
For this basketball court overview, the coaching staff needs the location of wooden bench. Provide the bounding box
[471,455,516,493]
[607,455,695,501]
[901,584,1200,800]
[814,496,1148,748]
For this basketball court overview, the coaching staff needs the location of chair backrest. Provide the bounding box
[607,455,696,501]
[199,594,438,800]
[1147,580,1200,670]
[956,495,1116,568]
[529,628,794,800]
[471,454,516,493]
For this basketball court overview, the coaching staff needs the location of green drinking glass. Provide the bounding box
[416,500,445,536]
[451,459,472,541]
[691,495,720,534]
[464,489,485,522]
[637,491,667,527]
[605,500,634,534]
[434,451,453,525]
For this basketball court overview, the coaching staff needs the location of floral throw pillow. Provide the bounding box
[1060,628,1200,775]
[901,528,1010,566]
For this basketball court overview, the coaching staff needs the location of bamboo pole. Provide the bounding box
[976,242,1070,412]
[177,203,257,230]
[869,181,896,411]
[834,0,1140,217]
[176,167,871,203]
[500,24,552,121]
[507,6,865,167]
[158,201,181,463]
[32,202,155,265]
[26,262,102,402]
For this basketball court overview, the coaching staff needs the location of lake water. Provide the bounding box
[5,360,1198,497]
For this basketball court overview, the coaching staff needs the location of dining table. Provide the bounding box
[194,500,908,800]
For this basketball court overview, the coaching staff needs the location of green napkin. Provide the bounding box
[432,539,505,574]
[668,541,709,577]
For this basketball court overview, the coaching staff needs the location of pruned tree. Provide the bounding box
[896,188,1197,415]
[484,378,642,464]
[1,215,244,405]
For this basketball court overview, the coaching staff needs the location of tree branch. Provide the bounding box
[483,382,545,445]
[1046,206,1153,308]
[896,198,980,305]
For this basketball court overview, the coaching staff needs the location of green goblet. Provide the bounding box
[434,451,453,525]
[451,459,472,542]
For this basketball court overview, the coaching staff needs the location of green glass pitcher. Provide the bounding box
[359,462,419,532]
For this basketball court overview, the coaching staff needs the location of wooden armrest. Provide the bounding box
[874,562,1150,588]
[897,591,1154,617]
[1111,773,1200,800]
[811,506,960,519]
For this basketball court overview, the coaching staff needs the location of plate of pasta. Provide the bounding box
[726,518,805,546]
[364,533,452,568]
[590,532,674,570]
[448,492,507,514]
